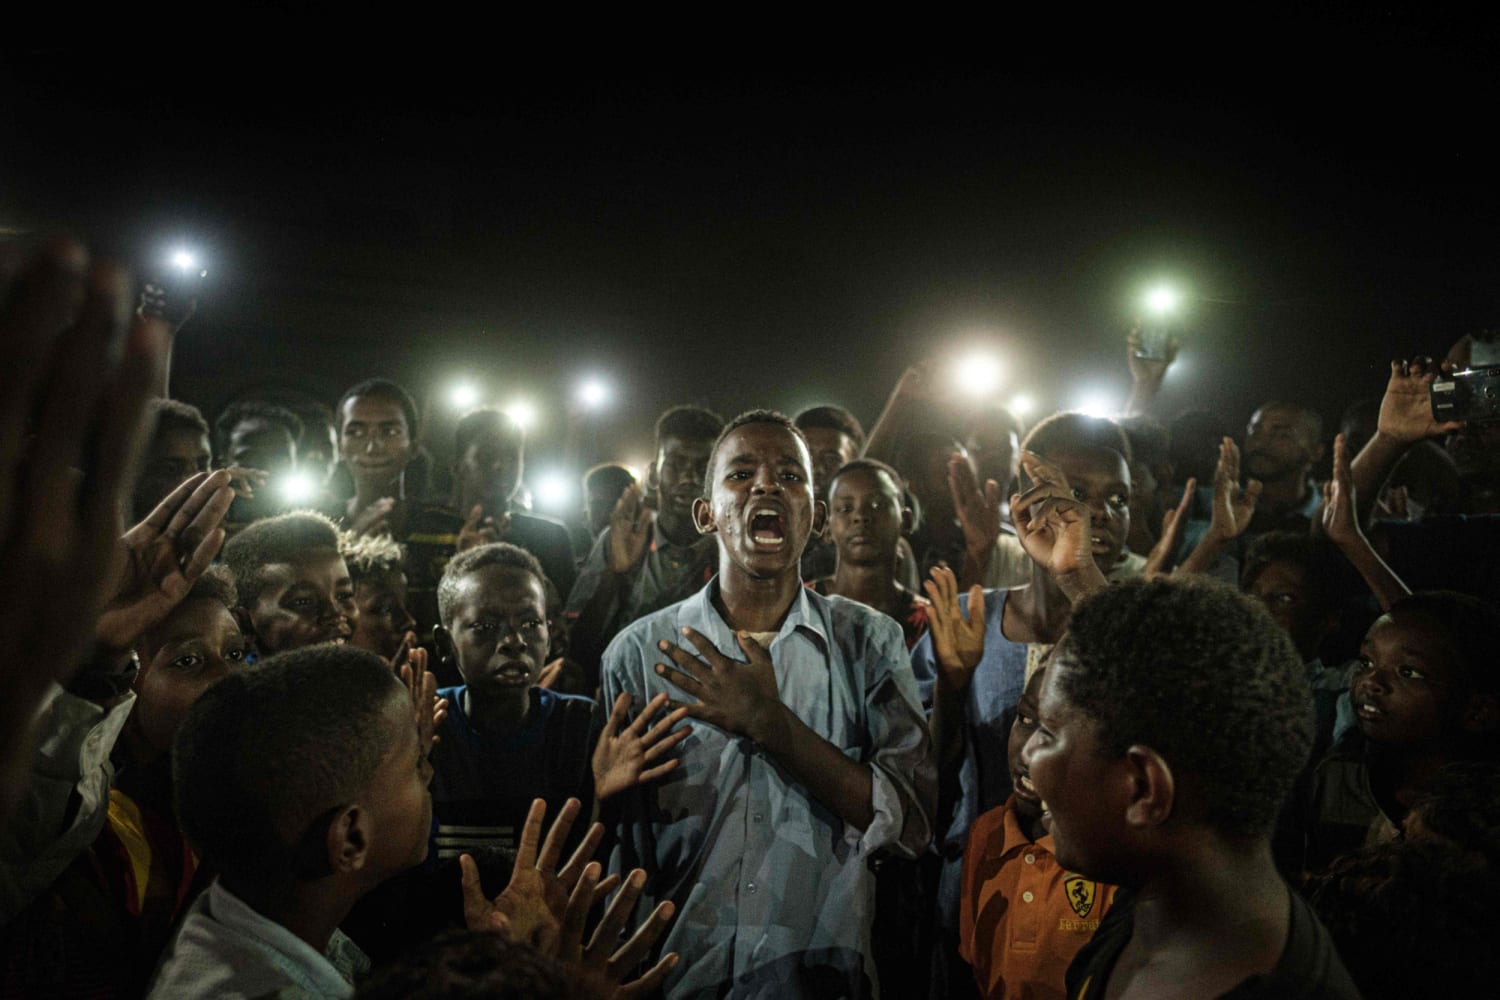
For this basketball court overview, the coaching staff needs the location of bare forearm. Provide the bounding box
[1336,535,1410,612]
[758,704,875,831]
[1125,377,1164,418]
[1351,433,1410,527]
[863,392,915,463]
[1176,531,1228,576]
[929,681,967,823]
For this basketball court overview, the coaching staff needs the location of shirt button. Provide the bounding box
[747,882,757,894]
[1024,853,1036,864]
[1022,891,1035,903]
[753,811,764,822]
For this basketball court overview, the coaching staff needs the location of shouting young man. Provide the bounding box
[601,410,935,999]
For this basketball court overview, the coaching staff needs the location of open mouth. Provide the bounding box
[1014,770,1040,801]
[1356,700,1385,721]
[749,506,788,549]
[491,661,533,685]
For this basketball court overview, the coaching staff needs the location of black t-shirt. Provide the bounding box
[1065,885,1361,999]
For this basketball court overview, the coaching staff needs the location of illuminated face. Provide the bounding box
[1351,611,1463,750]
[826,467,904,568]
[801,426,861,502]
[350,571,416,662]
[1007,668,1047,822]
[1244,406,1318,482]
[655,435,714,527]
[696,422,824,582]
[1049,447,1132,571]
[446,565,550,704]
[132,599,250,755]
[247,548,358,655]
[340,396,412,494]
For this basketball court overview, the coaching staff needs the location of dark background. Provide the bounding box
[4,13,1497,500]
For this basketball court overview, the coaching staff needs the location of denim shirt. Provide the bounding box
[601,578,935,999]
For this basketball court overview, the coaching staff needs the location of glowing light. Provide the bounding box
[448,382,480,410]
[953,352,1005,397]
[1008,394,1036,418]
[577,378,610,410]
[505,399,537,431]
[279,471,318,505]
[1144,285,1180,317]
[170,249,198,272]
[1074,392,1120,419]
[535,471,572,510]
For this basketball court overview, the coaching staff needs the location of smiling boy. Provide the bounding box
[601,410,934,998]
[222,511,358,655]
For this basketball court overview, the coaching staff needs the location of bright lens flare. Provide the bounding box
[449,382,480,410]
[577,378,610,410]
[536,471,572,510]
[954,353,1004,397]
[170,249,198,272]
[1145,286,1180,316]
[506,400,537,431]
[279,471,318,505]
[1008,394,1036,418]
[1074,392,1120,419]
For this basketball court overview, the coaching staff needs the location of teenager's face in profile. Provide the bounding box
[697,422,823,581]
[1352,611,1463,750]
[248,549,357,655]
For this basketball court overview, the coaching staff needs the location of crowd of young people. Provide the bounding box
[2,239,1497,999]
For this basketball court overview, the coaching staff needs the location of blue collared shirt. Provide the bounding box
[601,578,935,999]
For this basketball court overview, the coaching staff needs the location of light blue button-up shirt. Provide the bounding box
[601,578,935,999]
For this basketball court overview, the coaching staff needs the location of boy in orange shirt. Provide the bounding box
[958,662,1116,1000]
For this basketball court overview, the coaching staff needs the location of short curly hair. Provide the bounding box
[173,644,403,890]
[654,405,724,451]
[702,409,811,499]
[1055,576,1313,838]
[213,399,304,464]
[222,511,343,609]
[794,405,866,451]
[339,531,406,587]
[336,378,420,440]
[1023,411,1132,464]
[436,542,547,627]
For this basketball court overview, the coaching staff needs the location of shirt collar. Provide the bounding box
[207,880,359,996]
[676,575,830,654]
[985,795,1055,861]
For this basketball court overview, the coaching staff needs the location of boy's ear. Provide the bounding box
[692,497,716,535]
[1122,745,1175,830]
[1460,693,1500,735]
[326,804,369,874]
[432,625,456,665]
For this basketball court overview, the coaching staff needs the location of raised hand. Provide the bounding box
[1143,477,1196,577]
[922,565,987,693]
[1010,451,1106,598]
[948,454,1002,558]
[1321,433,1363,550]
[655,628,783,743]
[460,798,608,951]
[95,470,235,650]
[1207,437,1261,541]
[1126,323,1180,386]
[0,242,168,818]
[397,645,446,750]
[558,865,679,999]
[592,692,692,801]
[1376,357,1465,444]
[458,503,509,553]
[350,497,396,537]
[608,483,651,574]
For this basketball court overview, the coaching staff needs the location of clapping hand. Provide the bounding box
[1010,451,1107,598]
[608,484,651,574]
[922,565,986,694]
[592,692,691,801]
[1206,437,1260,542]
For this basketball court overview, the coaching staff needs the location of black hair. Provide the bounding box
[963,404,1025,442]
[1119,415,1170,470]
[794,405,867,451]
[1410,761,1500,868]
[654,405,724,451]
[1387,590,1500,698]
[148,398,210,442]
[1306,838,1500,1000]
[704,409,811,498]
[436,542,547,626]
[583,462,636,493]
[1253,400,1324,445]
[185,563,239,611]
[222,511,343,609]
[829,458,907,496]
[172,644,403,891]
[454,407,525,457]
[339,532,407,587]
[336,378,420,440]
[214,399,304,462]
[1057,576,1313,838]
[353,930,583,1000]
[1022,411,1132,465]
[1240,531,1342,618]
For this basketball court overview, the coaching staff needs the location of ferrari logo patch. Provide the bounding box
[1064,874,1097,918]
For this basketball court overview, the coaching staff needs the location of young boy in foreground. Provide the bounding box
[602,410,935,998]
[222,510,358,656]
[1023,577,1359,999]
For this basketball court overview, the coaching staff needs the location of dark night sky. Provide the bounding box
[4,14,1498,494]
